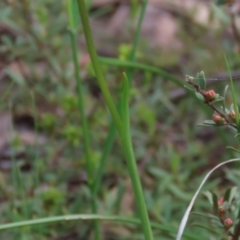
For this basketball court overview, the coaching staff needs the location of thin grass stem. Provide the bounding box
[92,0,148,196]
[30,92,40,187]
[67,1,100,239]
[224,55,240,149]
[76,1,154,239]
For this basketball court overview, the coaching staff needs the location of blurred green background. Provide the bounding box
[0,0,240,239]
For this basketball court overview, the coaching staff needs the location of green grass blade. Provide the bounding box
[99,57,183,87]
[224,55,239,127]
[76,1,154,239]
[0,214,202,240]
[120,73,154,240]
[93,0,148,201]
[224,54,240,150]
[196,71,206,90]
[121,73,130,130]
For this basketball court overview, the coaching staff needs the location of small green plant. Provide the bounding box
[177,68,240,240]
[185,70,240,150]
[201,187,240,239]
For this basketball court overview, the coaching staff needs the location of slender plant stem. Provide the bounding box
[76,1,122,132]
[121,74,154,240]
[67,1,100,239]
[126,0,148,82]
[92,0,148,195]
[76,1,154,240]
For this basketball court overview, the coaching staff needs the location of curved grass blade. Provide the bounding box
[0,214,203,240]
[99,57,183,87]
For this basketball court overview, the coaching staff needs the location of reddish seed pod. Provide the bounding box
[229,109,239,123]
[204,90,216,102]
[212,113,225,125]
[224,218,233,229]
[218,197,224,206]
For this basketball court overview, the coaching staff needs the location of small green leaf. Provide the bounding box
[191,212,219,221]
[196,71,206,90]
[234,209,240,237]
[203,191,213,205]
[237,207,240,219]
[234,219,240,237]
[189,222,220,234]
[210,96,224,104]
[224,188,231,203]
[198,119,226,127]
[197,124,217,127]
[223,107,230,115]
[226,125,238,132]
[203,120,216,125]
[5,68,25,85]
[120,73,129,123]
[229,186,238,204]
[212,192,219,215]
[226,146,240,153]
[195,92,204,102]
